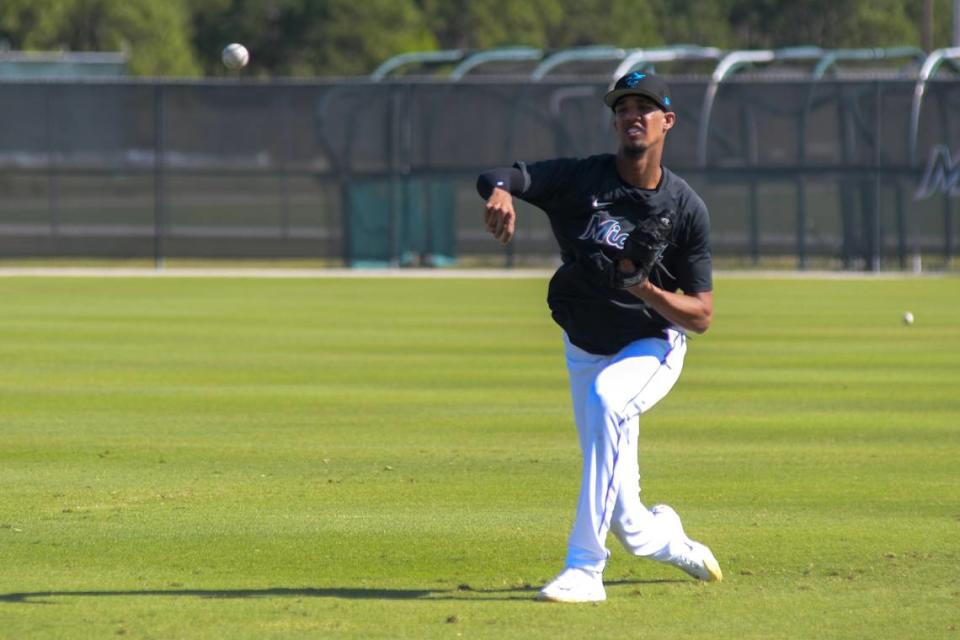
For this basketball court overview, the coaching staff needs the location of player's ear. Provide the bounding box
[662,111,677,132]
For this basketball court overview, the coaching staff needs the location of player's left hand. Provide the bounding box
[620,259,655,296]
[615,213,673,288]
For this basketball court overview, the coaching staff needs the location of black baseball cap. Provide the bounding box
[604,71,673,112]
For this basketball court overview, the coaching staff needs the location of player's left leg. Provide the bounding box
[609,446,722,583]
[604,332,722,582]
[540,330,689,602]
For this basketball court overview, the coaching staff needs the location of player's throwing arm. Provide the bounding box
[484,188,516,244]
[478,167,528,245]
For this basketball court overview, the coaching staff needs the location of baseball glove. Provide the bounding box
[615,213,673,289]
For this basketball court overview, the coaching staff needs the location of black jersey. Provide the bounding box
[515,153,712,355]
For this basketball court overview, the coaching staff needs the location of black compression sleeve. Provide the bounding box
[476,167,526,199]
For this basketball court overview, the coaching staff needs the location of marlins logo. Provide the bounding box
[915,145,960,199]
[579,213,629,250]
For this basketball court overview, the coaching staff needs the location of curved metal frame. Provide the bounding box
[812,46,925,78]
[908,47,960,166]
[448,47,543,81]
[696,47,829,166]
[531,46,627,81]
[370,50,465,81]
[696,50,774,166]
[610,45,722,81]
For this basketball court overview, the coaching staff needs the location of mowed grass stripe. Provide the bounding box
[0,276,957,639]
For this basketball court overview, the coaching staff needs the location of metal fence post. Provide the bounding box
[387,84,402,267]
[44,85,61,249]
[936,90,957,265]
[870,81,882,272]
[796,178,807,270]
[748,181,759,265]
[153,84,167,270]
[277,90,291,240]
[896,184,907,269]
[947,193,956,265]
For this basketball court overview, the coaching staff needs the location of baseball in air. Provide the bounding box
[903,311,914,325]
[222,43,249,70]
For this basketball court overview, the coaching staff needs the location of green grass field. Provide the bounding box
[1,274,958,639]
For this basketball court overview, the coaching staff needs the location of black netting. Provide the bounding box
[0,77,957,267]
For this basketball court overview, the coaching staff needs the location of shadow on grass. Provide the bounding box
[0,579,685,605]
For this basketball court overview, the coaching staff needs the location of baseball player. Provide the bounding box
[476,72,721,603]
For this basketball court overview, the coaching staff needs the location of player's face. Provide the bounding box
[613,96,675,154]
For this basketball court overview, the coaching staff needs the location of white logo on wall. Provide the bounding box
[915,145,960,199]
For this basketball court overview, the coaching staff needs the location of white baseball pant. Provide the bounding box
[561,329,687,573]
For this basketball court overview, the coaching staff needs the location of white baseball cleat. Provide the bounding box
[665,537,723,582]
[652,504,723,582]
[536,567,606,603]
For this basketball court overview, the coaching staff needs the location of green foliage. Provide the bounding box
[308,0,437,76]
[419,0,661,51]
[548,0,662,49]
[186,0,323,77]
[187,0,436,77]
[419,0,561,50]
[2,0,957,76]
[904,0,958,49]
[726,0,919,48]
[651,0,735,49]
[0,0,200,76]
[0,275,958,638]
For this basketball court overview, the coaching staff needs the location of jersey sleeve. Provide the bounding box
[676,194,713,293]
[514,158,581,210]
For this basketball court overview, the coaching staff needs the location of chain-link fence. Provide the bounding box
[0,76,957,269]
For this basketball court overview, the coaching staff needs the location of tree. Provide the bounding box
[0,0,200,76]
[547,0,663,49]
[651,0,735,49]
[5,0,947,78]
[904,0,957,50]
[306,0,437,76]
[186,0,299,76]
[188,0,436,76]
[726,0,918,49]
[419,0,562,50]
